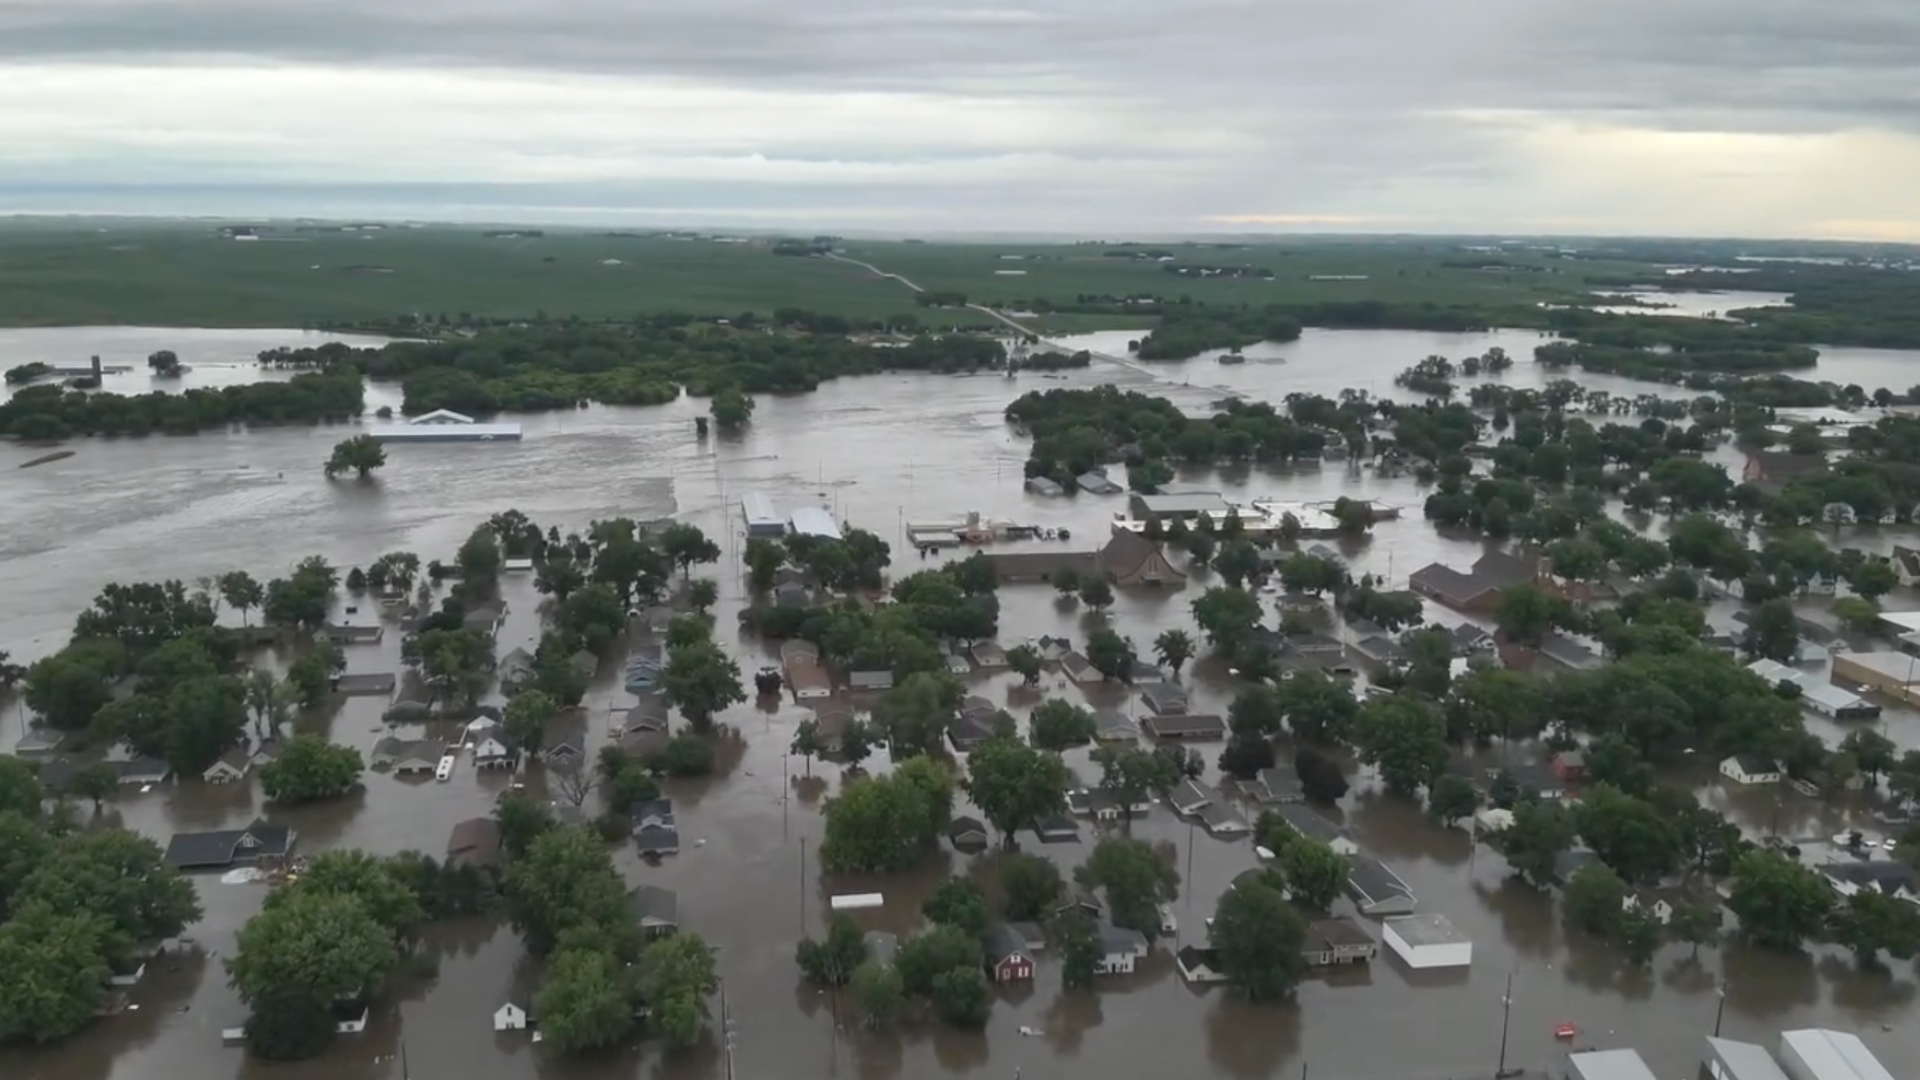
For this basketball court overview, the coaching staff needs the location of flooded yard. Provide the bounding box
[2,326,1918,1080]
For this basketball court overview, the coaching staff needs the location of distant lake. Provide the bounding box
[1587,288,1792,318]
[0,326,395,401]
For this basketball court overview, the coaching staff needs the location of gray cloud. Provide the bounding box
[0,0,1916,233]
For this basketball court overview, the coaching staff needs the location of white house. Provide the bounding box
[332,999,370,1034]
[1719,755,1782,786]
[1175,946,1229,984]
[1893,546,1920,587]
[1382,914,1472,969]
[1094,925,1149,975]
[1817,862,1920,906]
[493,999,533,1031]
[468,722,516,770]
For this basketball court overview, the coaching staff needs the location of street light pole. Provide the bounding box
[1713,982,1728,1038]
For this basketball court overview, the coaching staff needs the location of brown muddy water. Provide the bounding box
[2,326,1919,1080]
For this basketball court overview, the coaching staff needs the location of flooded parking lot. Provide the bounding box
[2,325,1919,1080]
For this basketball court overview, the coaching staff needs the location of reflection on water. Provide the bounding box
[2,326,1919,1080]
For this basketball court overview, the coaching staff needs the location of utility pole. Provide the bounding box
[1713,982,1728,1038]
[1495,971,1520,1079]
[720,976,737,1080]
[798,838,808,936]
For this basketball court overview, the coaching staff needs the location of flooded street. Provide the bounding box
[3,324,1920,1080]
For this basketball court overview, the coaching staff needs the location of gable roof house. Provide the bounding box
[1201,800,1251,837]
[493,997,535,1032]
[1302,917,1378,966]
[947,698,1003,752]
[1067,786,1151,822]
[846,666,894,692]
[1893,545,1920,587]
[1061,651,1102,684]
[1536,632,1605,673]
[621,694,672,736]
[1268,804,1358,855]
[462,604,505,639]
[1742,450,1827,495]
[1250,766,1305,805]
[632,798,681,855]
[624,642,667,694]
[468,723,516,770]
[948,816,990,848]
[1176,946,1230,984]
[1092,708,1139,742]
[1139,681,1190,715]
[498,647,536,691]
[534,712,588,768]
[1720,755,1782,786]
[1101,531,1186,587]
[371,737,445,774]
[781,640,832,701]
[1346,855,1416,916]
[446,817,503,871]
[1352,634,1410,669]
[1818,861,1920,905]
[1446,623,1496,656]
[1169,778,1216,816]
[1094,924,1149,974]
[983,923,1036,982]
[202,744,257,784]
[1408,550,1541,613]
[629,885,680,936]
[111,755,174,787]
[164,818,297,870]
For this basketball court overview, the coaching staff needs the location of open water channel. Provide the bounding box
[2,314,1918,1080]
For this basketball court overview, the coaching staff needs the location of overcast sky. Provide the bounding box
[1,0,1916,237]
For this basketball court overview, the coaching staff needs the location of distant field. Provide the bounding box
[0,223,1636,328]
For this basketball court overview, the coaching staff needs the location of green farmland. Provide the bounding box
[0,221,1635,328]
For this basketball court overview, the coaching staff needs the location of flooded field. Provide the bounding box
[3,325,1920,1080]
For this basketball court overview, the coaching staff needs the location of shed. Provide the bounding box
[1704,1038,1791,1080]
[1563,1049,1659,1080]
[1775,1029,1896,1080]
[741,494,786,538]
[788,506,842,541]
[1382,913,1471,969]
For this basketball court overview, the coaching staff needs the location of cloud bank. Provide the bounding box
[0,0,1916,236]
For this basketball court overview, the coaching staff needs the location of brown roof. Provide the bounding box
[1747,451,1827,479]
[1310,917,1373,949]
[1408,549,1538,607]
[617,729,670,759]
[788,663,832,693]
[446,817,502,870]
[1101,531,1183,582]
[982,550,1101,582]
[1141,713,1226,740]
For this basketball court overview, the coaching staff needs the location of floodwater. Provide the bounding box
[1586,290,1792,320]
[3,325,1920,1080]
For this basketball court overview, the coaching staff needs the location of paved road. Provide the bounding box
[824,252,1155,371]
